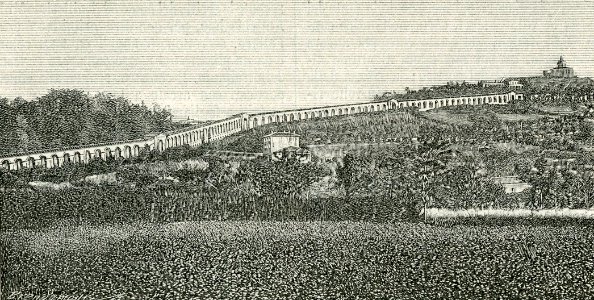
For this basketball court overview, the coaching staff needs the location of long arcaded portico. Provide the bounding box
[0,92,523,170]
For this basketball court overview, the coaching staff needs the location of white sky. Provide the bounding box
[1,0,593,120]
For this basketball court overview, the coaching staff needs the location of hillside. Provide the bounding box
[515,76,594,92]
[206,109,446,153]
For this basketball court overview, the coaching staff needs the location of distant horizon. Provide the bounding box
[2,0,593,121]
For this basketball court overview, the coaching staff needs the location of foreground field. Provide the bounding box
[2,221,594,299]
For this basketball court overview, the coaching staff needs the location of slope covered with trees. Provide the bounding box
[0,89,179,156]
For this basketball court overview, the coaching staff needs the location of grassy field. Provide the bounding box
[2,221,593,299]
[423,109,545,124]
[422,110,472,125]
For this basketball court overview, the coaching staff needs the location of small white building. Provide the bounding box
[263,132,301,156]
[507,80,523,89]
[491,176,531,193]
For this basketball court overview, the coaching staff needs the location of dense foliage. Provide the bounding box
[2,222,593,299]
[0,89,178,156]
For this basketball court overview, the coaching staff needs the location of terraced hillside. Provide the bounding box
[206,109,446,153]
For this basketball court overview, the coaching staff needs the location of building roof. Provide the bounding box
[491,176,524,184]
[263,132,300,138]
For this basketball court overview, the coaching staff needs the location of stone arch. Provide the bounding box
[422,102,427,109]
[73,152,82,164]
[338,108,342,115]
[114,147,122,159]
[290,114,295,122]
[52,154,60,167]
[39,156,47,168]
[27,157,36,168]
[382,104,387,110]
[253,118,259,128]
[297,112,302,120]
[104,148,113,159]
[2,159,10,169]
[260,116,265,125]
[14,159,23,170]
[134,145,140,156]
[63,153,71,164]
[267,116,272,124]
[399,103,404,108]
[351,107,356,114]
[124,146,132,158]
[85,150,92,162]
[157,140,164,152]
[275,115,280,123]
[370,106,375,112]
[331,109,335,116]
[94,149,102,160]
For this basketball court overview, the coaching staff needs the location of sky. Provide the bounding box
[1,0,593,120]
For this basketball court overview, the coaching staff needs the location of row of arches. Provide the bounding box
[392,94,513,110]
[1,144,151,170]
[166,118,244,148]
[251,103,389,128]
[0,93,523,170]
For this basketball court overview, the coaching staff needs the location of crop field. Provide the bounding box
[2,221,593,299]
[422,110,472,125]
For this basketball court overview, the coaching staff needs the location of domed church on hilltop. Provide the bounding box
[543,56,575,78]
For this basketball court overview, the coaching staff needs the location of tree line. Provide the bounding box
[0,89,179,156]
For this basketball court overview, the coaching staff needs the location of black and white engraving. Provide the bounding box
[1,1,593,299]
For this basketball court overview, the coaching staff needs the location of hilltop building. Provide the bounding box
[507,80,523,89]
[543,56,575,78]
[479,79,506,87]
[478,78,523,90]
